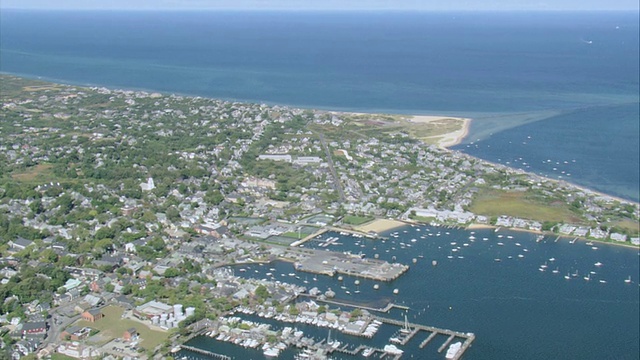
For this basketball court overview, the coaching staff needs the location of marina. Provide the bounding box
[185,225,638,359]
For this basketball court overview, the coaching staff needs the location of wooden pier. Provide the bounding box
[179,345,231,360]
[305,295,409,314]
[438,334,456,353]
[373,315,475,359]
[419,331,438,348]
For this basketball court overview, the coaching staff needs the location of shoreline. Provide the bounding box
[407,115,472,149]
[2,72,637,206]
[466,223,639,249]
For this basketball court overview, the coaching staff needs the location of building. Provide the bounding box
[21,321,47,336]
[81,309,104,322]
[8,237,34,252]
[122,328,138,342]
[134,300,173,319]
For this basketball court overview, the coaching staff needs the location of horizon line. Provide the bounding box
[1,7,639,12]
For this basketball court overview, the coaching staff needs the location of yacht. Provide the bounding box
[594,262,603,267]
[383,344,404,355]
[362,347,375,357]
[446,341,463,360]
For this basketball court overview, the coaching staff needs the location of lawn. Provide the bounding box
[51,354,77,360]
[11,163,55,183]
[612,219,640,235]
[74,305,169,350]
[342,215,375,226]
[470,189,582,224]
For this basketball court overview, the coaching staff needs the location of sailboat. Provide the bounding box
[624,276,632,284]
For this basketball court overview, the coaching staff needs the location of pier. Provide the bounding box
[419,331,438,348]
[179,345,231,360]
[438,334,456,353]
[304,295,409,313]
[291,228,328,247]
[373,315,475,359]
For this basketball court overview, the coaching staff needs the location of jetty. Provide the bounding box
[179,345,231,360]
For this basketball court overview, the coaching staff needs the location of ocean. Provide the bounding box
[0,10,638,200]
[182,226,640,360]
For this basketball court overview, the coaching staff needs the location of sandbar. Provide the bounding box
[409,115,472,148]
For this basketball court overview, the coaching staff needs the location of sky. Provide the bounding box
[1,0,639,11]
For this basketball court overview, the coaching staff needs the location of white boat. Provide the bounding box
[383,344,404,355]
[564,273,571,280]
[625,276,632,284]
[263,347,280,357]
[446,341,463,359]
[362,347,374,357]
[594,262,603,267]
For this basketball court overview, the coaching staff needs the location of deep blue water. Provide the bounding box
[181,227,639,360]
[0,10,638,200]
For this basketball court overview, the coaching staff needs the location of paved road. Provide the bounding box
[317,133,346,202]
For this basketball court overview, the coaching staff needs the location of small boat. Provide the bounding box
[362,348,374,357]
[564,273,571,280]
[583,273,591,281]
[552,268,559,274]
[599,280,607,284]
[594,262,603,267]
[625,276,632,284]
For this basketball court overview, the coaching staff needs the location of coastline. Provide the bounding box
[466,223,639,249]
[2,73,637,206]
[408,115,472,149]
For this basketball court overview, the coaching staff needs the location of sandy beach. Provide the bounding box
[408,115,471,148]
[356,219,406,233]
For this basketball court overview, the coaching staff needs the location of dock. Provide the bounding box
[373,315,475,359]
[438,334,456,353]
[179,345,231,360]
[419,331,438,348]
[291,228,328,247]
[304,295,409,313]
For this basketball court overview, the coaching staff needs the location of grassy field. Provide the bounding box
[11,163,55,183]
[342,215,375,226]
[470,189,583,223]
[51,354,77,360]
[74,305,169,350]
[613,219,640,235]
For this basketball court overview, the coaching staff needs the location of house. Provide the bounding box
[8,237,34,252]
[81,309,104,322]
[21,321,47,336]
[122,328,138,342]
[60,326,92,341]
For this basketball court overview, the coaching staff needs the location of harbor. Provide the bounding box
[185,224,638,359]
[182,307,474,360]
